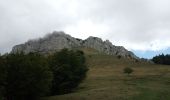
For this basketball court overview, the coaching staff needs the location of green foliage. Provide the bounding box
[123,67,133,75]
[152,54,170,65]
[1,53,52,100]
[0,55,6,99]
[117,55,121,59]
[0,97,4,100]
[0,49,88,99]
[49,49,88,95]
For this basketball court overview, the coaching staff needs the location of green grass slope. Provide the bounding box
[44,48,170,100]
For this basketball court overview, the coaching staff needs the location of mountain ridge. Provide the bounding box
[11,31,139,60]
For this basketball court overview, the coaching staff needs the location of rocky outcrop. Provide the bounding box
[82,36,138,59]
[12,31,82,54]
[11,31,139,59]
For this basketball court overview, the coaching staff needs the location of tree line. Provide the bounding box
[0,49,88,100]
[152,54,170,65]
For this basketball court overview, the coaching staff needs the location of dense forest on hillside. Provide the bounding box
[0,49,88,100]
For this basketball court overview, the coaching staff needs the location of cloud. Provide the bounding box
[0,0,170,54]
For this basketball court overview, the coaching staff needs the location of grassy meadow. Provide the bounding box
[44,48,170,100]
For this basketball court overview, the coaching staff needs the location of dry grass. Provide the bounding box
[44,48,170,100]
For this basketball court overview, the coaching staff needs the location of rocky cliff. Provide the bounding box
[11,31,139,59]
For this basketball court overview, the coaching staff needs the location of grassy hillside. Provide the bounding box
[44,48,170,100]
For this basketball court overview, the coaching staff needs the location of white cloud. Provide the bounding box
[64,19,110,39]
[0,0,170,54]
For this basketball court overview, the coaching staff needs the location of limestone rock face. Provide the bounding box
[11,31,139,59]
[12,32,81,54]
[82,36,138,59]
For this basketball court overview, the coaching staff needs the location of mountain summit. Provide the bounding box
[11,31,139,59]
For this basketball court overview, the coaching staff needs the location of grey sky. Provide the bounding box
[1,0,170,54]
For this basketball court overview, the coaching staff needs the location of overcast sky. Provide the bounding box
[1,0,170,58]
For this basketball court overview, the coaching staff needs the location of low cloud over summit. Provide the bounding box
[1,0,170,57]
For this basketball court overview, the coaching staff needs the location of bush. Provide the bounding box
[49,49,88,95]
[117,55,121,59]
[2,53,53,100]
[123,67,133,75]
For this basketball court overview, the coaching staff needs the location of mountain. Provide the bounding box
[11,31,139,59]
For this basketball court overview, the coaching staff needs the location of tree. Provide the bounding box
[49,49,88,95]
[123,67,133,76]
[3,53,52,100]
[0,55,6,100]
[152,54,170,65]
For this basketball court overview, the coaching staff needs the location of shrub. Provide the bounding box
[123,67,133,75]
[49,49,88,95]
[117,55,121,59]
[2,53,52,100]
